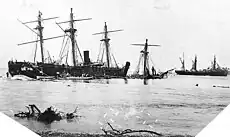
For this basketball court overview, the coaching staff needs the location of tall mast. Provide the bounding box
[179,52,185,70]
[104,22,110,68]
[69,8,77,66]
[182,52,185,70]
[143,39,148,77]
[17,12,62,63]
[132,39,160,78]
[56,8,92,66]
[213,55,216,69]
[93,22,123,68]
[36,11,45,63]
[192,55,197,71]
[194,55,197,71]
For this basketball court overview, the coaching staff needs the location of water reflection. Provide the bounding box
[124,78,128,84]
[0,76,229,135]
[67,78,130,85]
[143,79,148,85]
[106,79,109,84]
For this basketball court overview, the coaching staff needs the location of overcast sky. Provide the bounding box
[0,0,230,72]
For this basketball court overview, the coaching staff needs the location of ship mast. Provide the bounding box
[69,8,77,66]
[56,8,92,66]
[37,11,44,63]
[213,55,216,70]
[191,55,197,71]
[104,22,110,68]
[93,22,123,68]
[179,52,185,70]
[132,39,160,77]
[17,11,63,63]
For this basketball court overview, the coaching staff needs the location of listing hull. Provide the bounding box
[8,61,130,79]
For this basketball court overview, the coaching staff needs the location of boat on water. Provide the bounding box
[175,54,228,76]
[8,8,130,79]
[128,39,174,79]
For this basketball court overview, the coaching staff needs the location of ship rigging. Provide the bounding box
[175,54,228,76]
[93,22,123,68]
[56,8,92,66]
[17,11,63,63]
[130,39,161,79]
[8,8,130,79]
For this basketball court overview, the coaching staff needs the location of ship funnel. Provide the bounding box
[84,50,90,64]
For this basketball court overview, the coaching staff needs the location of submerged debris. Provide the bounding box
[14,104,80,124]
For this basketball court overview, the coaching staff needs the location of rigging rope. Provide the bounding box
[60,36,70,62]
[101,42,105,63]
[74,35,84,63]
[134,54,143,74]
[34,35,38,63]
[65,44,70,65]
[97,42,103,62]
[59,34,66,58]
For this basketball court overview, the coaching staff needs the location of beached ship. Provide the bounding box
[175,54,228,76]
[8,8,130,79]
[128,39,173,79]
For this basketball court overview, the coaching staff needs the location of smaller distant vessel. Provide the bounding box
[129,39,173,79]
[175,54,228,76]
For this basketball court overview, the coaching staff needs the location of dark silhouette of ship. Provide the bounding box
[8,8,130,79]
[128,39,174,79]
[175,53,228,76]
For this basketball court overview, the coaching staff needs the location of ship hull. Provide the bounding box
[175,70,228,76]
[8,61,130,79]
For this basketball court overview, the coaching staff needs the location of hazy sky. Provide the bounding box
[1,0,230,72]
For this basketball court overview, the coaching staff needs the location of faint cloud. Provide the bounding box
[153,0,171,10]
[20,0,34,8]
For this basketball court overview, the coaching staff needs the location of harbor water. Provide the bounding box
[0,68,230,136]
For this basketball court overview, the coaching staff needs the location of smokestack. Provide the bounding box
[84,50,90,64]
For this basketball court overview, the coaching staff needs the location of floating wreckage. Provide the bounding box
[8,8,130,80]
[128,39,174,79]
[14,104,80,124]
[175,53,228,76]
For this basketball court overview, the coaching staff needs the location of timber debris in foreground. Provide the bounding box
[36,130,194,137]
[14,104,80,124]
[101,122,162,136]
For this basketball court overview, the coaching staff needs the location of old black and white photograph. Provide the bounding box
[0,0,230,137]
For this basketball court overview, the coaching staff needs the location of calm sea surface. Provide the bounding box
[0,68,230,136]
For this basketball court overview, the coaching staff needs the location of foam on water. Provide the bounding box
[0,72,229,136]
